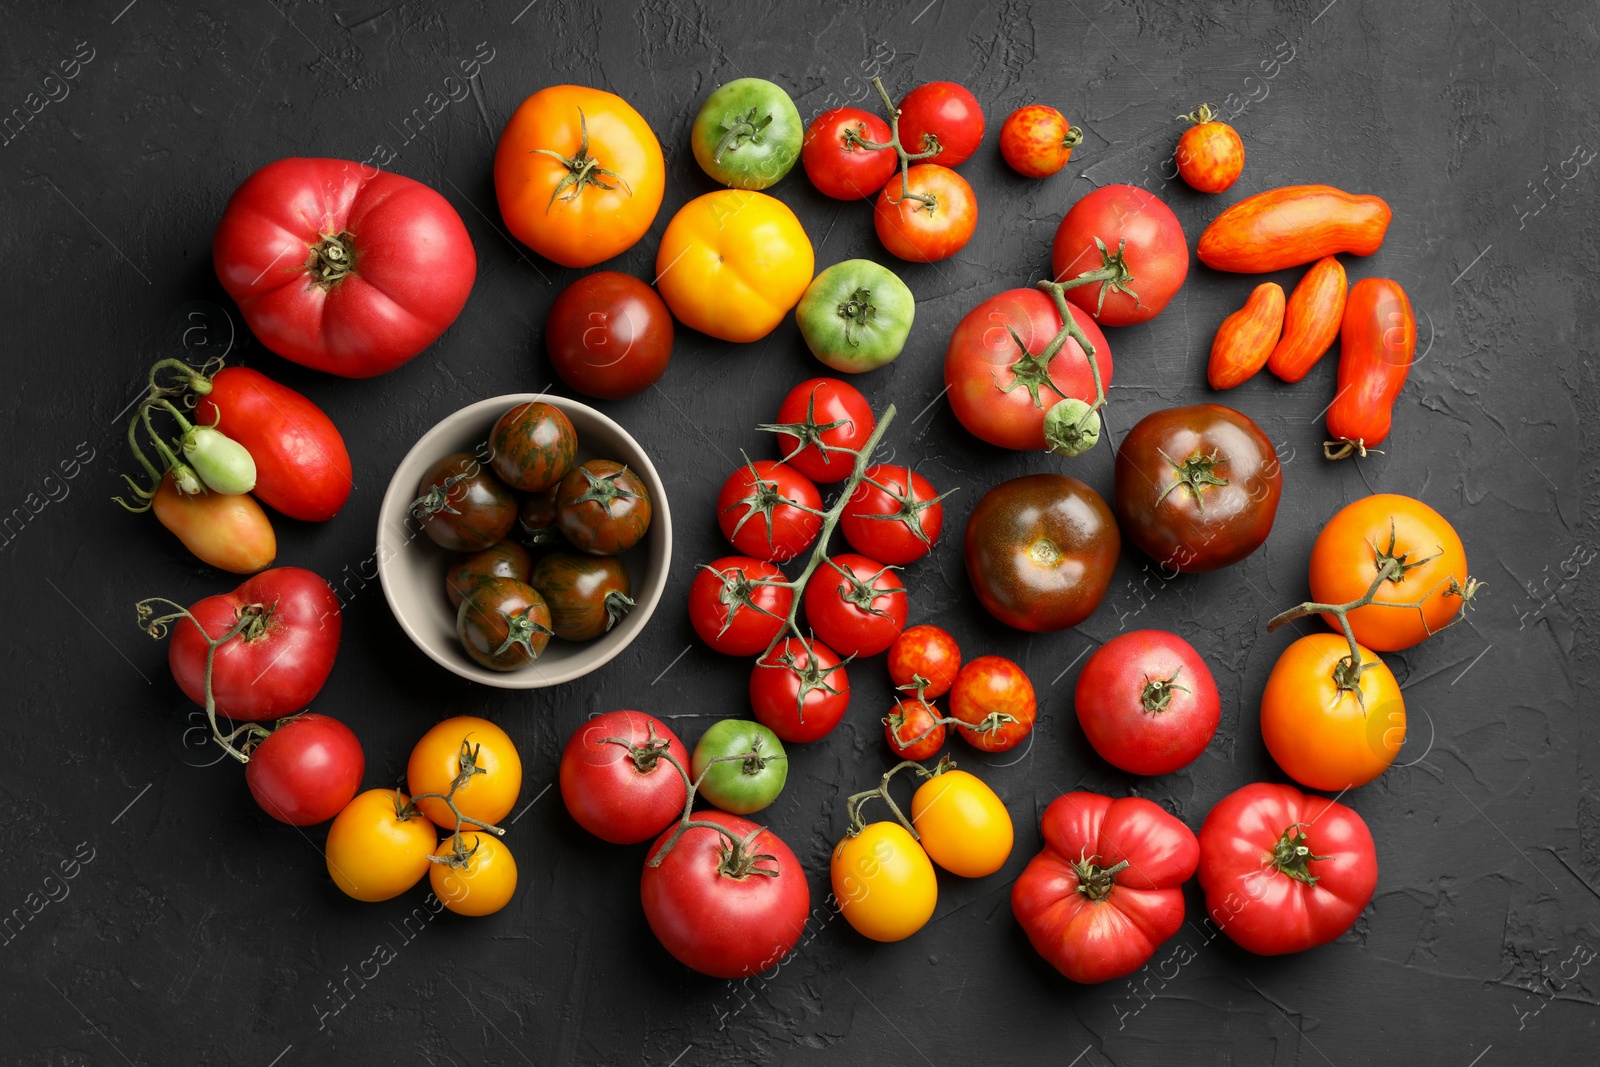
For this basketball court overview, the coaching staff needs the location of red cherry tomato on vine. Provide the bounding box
[999,105,1080,178]
[244,714,364,826]
[1051,184,1189,327]
[559,710,688,845]
[1074,630,1221,776]
[802,107,898,200]
[687,556,793,656]
[769,378,875,484]
[874,164,976,263]
[897,82,985,166]
[801,552,907,658]
[749,638,851,743]
[884,697,945,761]
[716,460,823,563]
[545,271,674,399]
[887,625,961,699]
[949,656,1036,752]
[839,464,945,565]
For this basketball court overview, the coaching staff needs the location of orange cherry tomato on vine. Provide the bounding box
[493,85,666,268]
[325,789,437,903]
[884,697,946,761]
[406,716,523,830]
[1309,494,1469,652]
[874,163,977,263]
[896,81,985,166]
[430,833,518,917]
[887,624,962,699]
[949,655,1036,752]
[1260,634,1405,791]
[999,104,1081,178]
[831,821,938,942]
[1175,104,1244,193]
[911,769,1013,878]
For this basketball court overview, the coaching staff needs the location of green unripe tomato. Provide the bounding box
[691,78,803,190]
[690,719,788,814]
[795,259,916,374]
[183,426,257,494]
[1044,398,1101,458]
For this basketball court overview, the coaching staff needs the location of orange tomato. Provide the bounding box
[1260,634,1404,791]
[151,472,275,574]
[406,716,523,829]
[1207,281,1284,390]
[1309,494,1468,651]
[1175,105,1244,193]
[326,789,438,902]
[1197,185,1391,273]
[910,769,1013,878]
[1268,256,1348,382]
[429,833,519,917]
[494,85,665,268]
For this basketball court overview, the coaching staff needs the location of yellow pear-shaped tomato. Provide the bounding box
[831,821,936,942]
[911,769,1013,878]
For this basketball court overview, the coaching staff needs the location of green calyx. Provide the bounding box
[837,288,877,347]
[1270,823,1328,885]
[530,108,633,213]
[1155,448,1229,514]
[713,105,774,161]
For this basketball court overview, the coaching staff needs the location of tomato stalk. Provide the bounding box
[406,738,509,848]
[115,356,230,512]
[639,741,784,873]
[135,597,274,762]
[884,684,1013,750]
[530,107,633,212]
[1140,668,1189,714]
[842,758,939,838]
[1268,822,1329,885]
[1072,851,1131,901]
[847,78,945,209]
[997,279,1111,457]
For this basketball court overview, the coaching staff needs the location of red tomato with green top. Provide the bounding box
[948,655,1036,752]
[716,460,823,563]
[244,713,363,826]
[750,638,850,743]
[1051,184,1189,327]
[559,710,688,845]
[1074,630,1220,776]
[801,552,907,658]
[769,378,875,484]
[687,556,793,656]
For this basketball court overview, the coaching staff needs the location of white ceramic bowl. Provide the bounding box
[377,393,672,688]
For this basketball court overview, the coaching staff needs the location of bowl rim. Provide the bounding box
[376,392,672,689]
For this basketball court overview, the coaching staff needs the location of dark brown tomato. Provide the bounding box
[446,541,534,609]
[490,402,578,492]
[556,460,653,555]
[519,485,562,547]
[528,551,635,641]
[546,272,675,400]
[412,452,518,552]
[457,576,553,671]
[964,473,1120,632]
[1113,404,1281,574]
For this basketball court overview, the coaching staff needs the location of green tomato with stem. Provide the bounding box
[690,719,788,815]
[795,259,916,374]
[691,78,803,190]
[182,425,257,494]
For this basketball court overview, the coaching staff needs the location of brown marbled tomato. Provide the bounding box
[412,452,518,552]
[964,473,1120,632]
[556,460,652,555]
[457,576,553,671]
[446,541,533,609]
[489,401,578,492]
[528,551,634,641]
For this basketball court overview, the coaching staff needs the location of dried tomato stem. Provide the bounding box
[843,759,935,838]
[134,597,273,763]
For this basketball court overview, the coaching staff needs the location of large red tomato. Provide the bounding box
[558,710,689,845]
[946,288,1113,451]
[1012,792,1200,983]
[165,567,341,723]
[213,158,476,377]
[1197,783,1378,956]
[1051,185,1188,327]
[1074,630,1220,776]
[641,810,810,978]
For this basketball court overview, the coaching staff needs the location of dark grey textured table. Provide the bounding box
[3,1,1595,1063]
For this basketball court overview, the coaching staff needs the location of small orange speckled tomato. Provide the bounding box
[999,105,1082,178]
[1175,104,1244,193]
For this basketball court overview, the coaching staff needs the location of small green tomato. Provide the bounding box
[690,719,788,815]
[1044,398,1101,458]
[182,426,257,494]
[795,259,916,374]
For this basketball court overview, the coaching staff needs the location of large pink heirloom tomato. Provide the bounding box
[213,158,477,378]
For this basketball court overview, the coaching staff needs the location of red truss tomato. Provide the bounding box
[949,655,1036,752]
[687,556,794,656]
[839,464,948,565]
[764,378,875,484]
[749,637,850,743]
[801,553,907,658]
[802,107,898,200]
[716,460,823,563]
[888,625,961,699]
[897,81,986,166]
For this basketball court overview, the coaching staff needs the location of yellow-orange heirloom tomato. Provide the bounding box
[831,821,937,942]
[910,769,1013,878]
[326,790,438,903]
[1260,634,1405,791]
[406,716,523,829]
[429,834,519,917]
[494,85,666,268]
[151,472,276,574]
[654,190,814,343]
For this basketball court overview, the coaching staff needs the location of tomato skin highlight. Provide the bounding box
[1207,282,1284,390]
[195,367,352,521]
[1074,630,1220,776]
[1267,256,1348,382]
[832,821,938,942]
[245,714,363,826]
[1052,185,1189,327]
[1197,185,1391,273]
[1325,278,1416,453]
[559,710,689,845]
[151,472,277,574]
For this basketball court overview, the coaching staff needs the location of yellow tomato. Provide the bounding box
[407,716,523,829]
[151,472,275,574]
[655,190,814,342]
[910,769,1013,878]
[1260,633,1405,791]
[830,821,937,942]
[429,833,519,917]
[326,790,437,902]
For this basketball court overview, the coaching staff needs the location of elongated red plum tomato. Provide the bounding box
[245,713,363,826]
[965,473,1120,632]
[1075,630,1220,775]
[802,107,898,199]
[641,810,810,978]
[1052,185,1189,327]
[945,288,1113,451]
[489,402,577,492]
[897,81,985,166]
[716,460,823,562]
[874,164,977,263]
[412,452,517,552]
[840,464,946,565]
[888,625,961,699]
[801,553,907,658]
[687,556,793,656]
[949,656,1036,752]
[213,158,476,377]
[768,378,875,484]
[166,567,340,722]
[559,710,688,844]
[556,460,652,555]
[750,638,851,743]
[194,367,353,521]
[545,272,674,399]
[1113,404,1281,574]
[999,104,1081,178]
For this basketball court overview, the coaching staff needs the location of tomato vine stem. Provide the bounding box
[135,597,274,763]
[847,78,943,209]
[115,356,228,512]
[842,757,949,838]
[641,742,783,874]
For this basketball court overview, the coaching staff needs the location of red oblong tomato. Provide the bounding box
[1197,783,1378,956]
[839,464,945,565]
[801,552,907,658]
[1052,185,1189,327]
[897,82,985,166]
[802,107,897,200]
[545,272,674,399]
[1325,278,1416,456]
[716,460,823,563]
[687,556,794,657]
[213,158,476,378]
[750,638,850,743]
[887,625,961,699]
[945,288,1113,451]
[874,164,976,263]
[641,810,810,978]
[245,713,363,826]
[166,567,341,723]
[1074,630,1220,776]
[194,367,352,521]
[558,710,688,845]
[948,655,1036,752]
[1197,185,1392,273]
[769,378,875,484]
[1012,792,1200,983]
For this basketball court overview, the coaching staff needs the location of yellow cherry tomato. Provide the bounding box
[910,769,1014,878]
[406,716,523,830]
[654,189,814,343]
[830,821,937,942]
[1260,633,1405,791]
[429,833,519,917]
[325,789,437,902]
